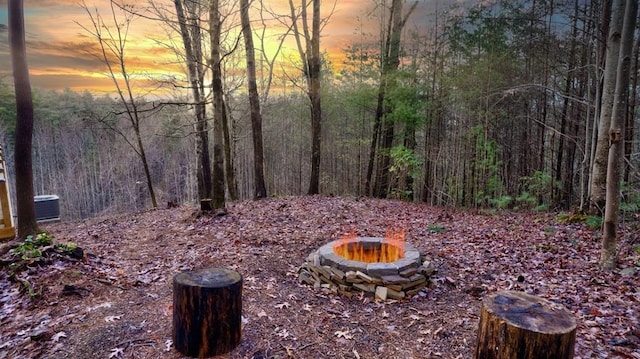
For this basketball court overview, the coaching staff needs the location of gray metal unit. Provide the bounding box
[34,195,60,222]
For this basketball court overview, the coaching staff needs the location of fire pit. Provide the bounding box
[299,230,435,300]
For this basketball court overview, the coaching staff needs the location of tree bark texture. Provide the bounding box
[370,0,418,198]
[209,0,226,210]
[240,0,268,200]
[174,0,212,201]
[475,291,577,359]
[288,0,322,195]
[306,0,322,195]
[173,267,242,358]
[590,0,624,214]
[222,101,238,201]
[601,0,637,270]
[9,0,39,238]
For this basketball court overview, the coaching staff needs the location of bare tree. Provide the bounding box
[288,0,322,195]
[367,0,418,198]
[240,0,267,199]
[8,0,39,238]
[79,0,158,209]
[173,0,213,202]
[590,0,624,214]
[209,0,227,211]
[601,0,637,270]
[256,0,295,103]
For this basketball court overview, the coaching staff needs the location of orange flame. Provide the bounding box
[333,228,406,263]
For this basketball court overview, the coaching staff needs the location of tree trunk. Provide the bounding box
[174,0,212,201]
[80,1,158,209]
[625,5,640,183]
[590,0,624,215]
[307,0,322,195]
[403,122,416,201]
[287,0,323,195]
[9,0,39,238]
[240,0,268,200]
[173,267,242,357]
[222,101,238,201]
[371,0,418,198]
[209,0,226,210]
[476,291,577,359]
[601,0,637,270]
[135,128,158,209]
[555,0,579,208]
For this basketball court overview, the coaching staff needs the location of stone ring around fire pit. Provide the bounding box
[299,237,436,301]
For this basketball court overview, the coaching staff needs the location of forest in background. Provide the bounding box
[1,0,639,221]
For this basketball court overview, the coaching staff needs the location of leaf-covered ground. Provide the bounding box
[1,196,639,359]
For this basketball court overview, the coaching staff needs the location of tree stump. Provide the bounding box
[173,267,242,358]
[200,199,213,211]
[476,290,577,359]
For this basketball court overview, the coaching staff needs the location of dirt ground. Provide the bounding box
[1,196,639,359]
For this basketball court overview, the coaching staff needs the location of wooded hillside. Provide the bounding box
[0,0,638,220]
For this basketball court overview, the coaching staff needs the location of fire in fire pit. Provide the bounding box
[299,230,436,300]
[333,229,405,263]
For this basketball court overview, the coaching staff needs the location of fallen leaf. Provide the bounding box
[105,315,122,323]
[334,330,353,339]
[275,302,290,309]
[52,331,67,342]
[108,347,124,358]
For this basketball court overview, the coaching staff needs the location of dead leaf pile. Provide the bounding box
[0,196,638,358]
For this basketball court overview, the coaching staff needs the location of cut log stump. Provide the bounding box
[200,199,213,211]
[173,267,242,358]
[476,290,577,359]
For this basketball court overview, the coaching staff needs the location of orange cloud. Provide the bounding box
[0,0,471,95]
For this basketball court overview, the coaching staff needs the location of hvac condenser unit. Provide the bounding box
[34,195,60,222]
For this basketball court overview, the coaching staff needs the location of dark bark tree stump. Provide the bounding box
[200,199,213,211]
[173,267,242,358]
[476,290,577,359]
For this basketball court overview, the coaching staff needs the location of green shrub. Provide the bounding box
[10,232,76,260]
[490,195,513,209]
[11,233,53,260]
[585,216,602,230]
[515,191,537,209]
[428,224,446,233]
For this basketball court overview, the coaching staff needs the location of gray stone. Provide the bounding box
[386,288,405,300]
[402,274,427,290]
[418,261,436,276]
[395,258,420,272]
[399,267,418,277]
[353,283,376,293]
[367,262,399,277]
[306,252,321,266]
[375,286,388,301]
[381,275,411,285]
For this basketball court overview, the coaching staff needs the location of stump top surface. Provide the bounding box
[174,267,242,288]
[484,290,577,334]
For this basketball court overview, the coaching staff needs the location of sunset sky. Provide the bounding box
[0,0,467,97]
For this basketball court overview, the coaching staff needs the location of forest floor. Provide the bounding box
[1,196,639,359]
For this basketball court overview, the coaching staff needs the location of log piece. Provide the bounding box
[476,290,577,359]
[173,267,242,358]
